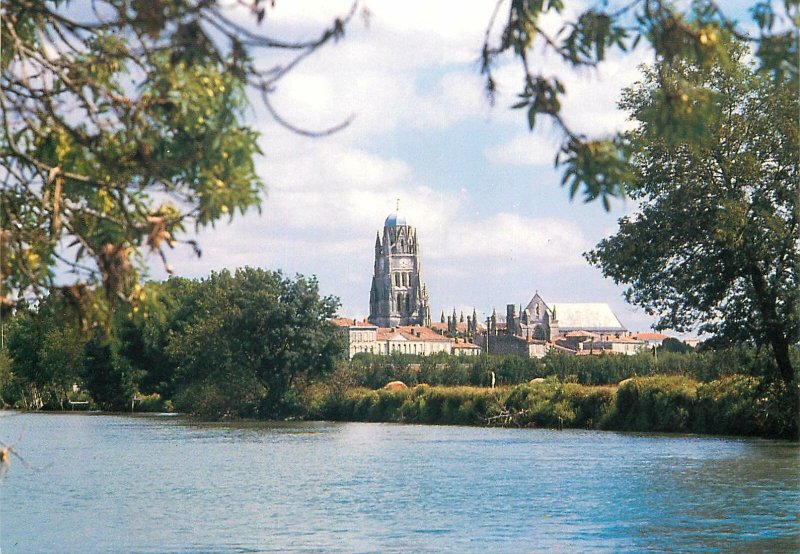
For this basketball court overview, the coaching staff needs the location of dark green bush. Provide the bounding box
[605,375,698,432]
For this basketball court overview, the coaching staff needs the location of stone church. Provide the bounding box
[368,204,431,327]
[490,292,628,341]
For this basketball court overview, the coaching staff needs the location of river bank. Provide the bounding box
[309,375,798,440]
[6,373,797,440]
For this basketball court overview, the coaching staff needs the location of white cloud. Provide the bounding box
[484,131,561,167]
[429,213,588,274]
[146,1,661,331]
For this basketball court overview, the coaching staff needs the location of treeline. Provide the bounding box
[0,268,343,418]
[338,347,796,389]
[311,376,798,439]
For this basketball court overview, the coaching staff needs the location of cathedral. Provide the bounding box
[368,203,431,327]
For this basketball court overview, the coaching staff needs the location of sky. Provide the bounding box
[148,0,672,332]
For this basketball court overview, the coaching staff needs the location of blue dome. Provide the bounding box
[384,211,407,227]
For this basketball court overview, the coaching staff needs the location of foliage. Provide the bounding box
[316,385,505,426]
[587,48,799,387]
[4,297,86,409]
[317,375,797,439]
[503,379,615,428]
[163,268,342,419]
[0,0,357,320]
[82,327,138,410]
[341,346,789,388]
[482,0,798,205]
[0,266,343,418]
[660,337,693,353]
[607,375,698,432]
[0,350,15,408]
[133,392,165,413]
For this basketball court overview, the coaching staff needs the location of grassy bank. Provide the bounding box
[310,375,798,440]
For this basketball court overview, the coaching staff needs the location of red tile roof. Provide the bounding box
[332,318,374,328]
[452,341,481,350]
[634,332,671,340]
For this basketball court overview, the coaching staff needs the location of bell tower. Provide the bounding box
[368,201,430,327]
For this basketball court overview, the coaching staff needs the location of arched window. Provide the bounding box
[394,273,400,287]
[397,293,403,312]
[533,325,547,341]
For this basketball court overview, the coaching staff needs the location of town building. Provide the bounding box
[332,318,378,358]
[333,319,455,358]
[633,332,671,349]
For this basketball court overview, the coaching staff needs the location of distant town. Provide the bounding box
[335,205,698,359]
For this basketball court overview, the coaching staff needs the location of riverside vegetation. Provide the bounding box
[306,351,799,440]
[1,276,797,439]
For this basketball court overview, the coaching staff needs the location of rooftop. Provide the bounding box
[551,302,627,332]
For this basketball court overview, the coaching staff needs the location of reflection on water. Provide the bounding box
[1,412,798,553]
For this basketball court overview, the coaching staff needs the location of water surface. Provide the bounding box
[1,412,798,553]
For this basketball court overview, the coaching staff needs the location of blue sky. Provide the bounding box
[148,0,715,333]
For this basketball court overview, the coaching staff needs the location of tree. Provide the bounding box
[660,338,693,354]
[1,1,357,318]
[586,44,798,387]
[82,326,137,410]
[113,278,194,399]
[5,297,86,408]
[481,0,798,206]
[164,268,342,418]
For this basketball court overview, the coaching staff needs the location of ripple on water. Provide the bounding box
[1,415,798,554]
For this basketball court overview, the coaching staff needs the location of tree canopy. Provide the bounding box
[587,44,798,386]
[1,267,343,417]
[159,268,342,417]
[0,0,355,319]
[482,0,798,206]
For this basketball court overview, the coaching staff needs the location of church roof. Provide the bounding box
[551,303,626,332]
[384,211,407,227]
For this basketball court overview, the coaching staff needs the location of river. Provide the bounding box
[1,412,798,553]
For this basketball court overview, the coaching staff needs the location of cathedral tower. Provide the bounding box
[368,202,431,327]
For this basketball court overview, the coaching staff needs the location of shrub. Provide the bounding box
[694,375,762,436]
[173,375,266,419]
[314,373,796,439]
[605,375,698,432]
[134,393,164,412]
[502,380,614,428]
